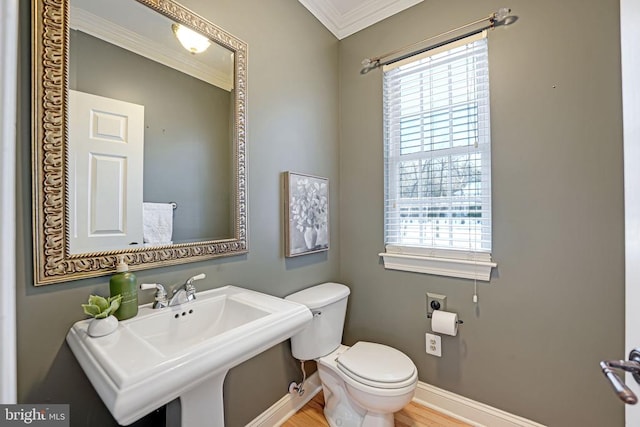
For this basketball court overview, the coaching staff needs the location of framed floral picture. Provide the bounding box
[284,172,329,257]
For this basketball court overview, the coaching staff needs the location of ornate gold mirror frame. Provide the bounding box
[32,0,247,285]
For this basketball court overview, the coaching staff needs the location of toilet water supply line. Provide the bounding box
[289,360,307,396]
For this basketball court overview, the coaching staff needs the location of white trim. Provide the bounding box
[380,248,496,281]
[0,0,18,404]
[247,372,322,427]
[251,377,544,427]
[622,0,640,424]
[413,382,546,427]
[298,0,423,40]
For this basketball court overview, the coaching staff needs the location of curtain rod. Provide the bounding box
[360,8,512,75]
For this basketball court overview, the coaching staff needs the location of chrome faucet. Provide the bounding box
[139,283,169,309]
[168,273,206,306]
[140,273,206,309]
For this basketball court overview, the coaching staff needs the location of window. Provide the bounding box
[380,32,496,280]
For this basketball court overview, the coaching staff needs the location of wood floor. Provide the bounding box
[282,391,471,427]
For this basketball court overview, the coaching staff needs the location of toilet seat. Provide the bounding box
[336,342,417,389]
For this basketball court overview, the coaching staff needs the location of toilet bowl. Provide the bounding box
[318,343,418,427]
[286,283,418,427]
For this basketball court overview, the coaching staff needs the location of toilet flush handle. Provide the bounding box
[312,310,322,317]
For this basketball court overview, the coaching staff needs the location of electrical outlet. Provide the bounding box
[426,293,447,316]
[425,333,442,357]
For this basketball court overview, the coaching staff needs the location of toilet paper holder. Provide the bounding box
[427,312,464,324]
[426,300,463,324]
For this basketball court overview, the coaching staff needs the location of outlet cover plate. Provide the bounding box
[426,333,441,357]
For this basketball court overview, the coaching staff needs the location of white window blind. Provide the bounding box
[382,32,493,270]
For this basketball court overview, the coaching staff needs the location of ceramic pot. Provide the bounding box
[87,315,118,337]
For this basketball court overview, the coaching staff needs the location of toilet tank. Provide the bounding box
[285,283,350,361]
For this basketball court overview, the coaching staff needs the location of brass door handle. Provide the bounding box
[601,348,640,405]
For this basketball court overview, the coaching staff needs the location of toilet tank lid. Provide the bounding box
[285,282,350,309]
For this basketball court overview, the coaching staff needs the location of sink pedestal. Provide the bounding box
[180,371,227,427]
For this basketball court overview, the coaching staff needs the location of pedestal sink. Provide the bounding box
[66,286,312,426]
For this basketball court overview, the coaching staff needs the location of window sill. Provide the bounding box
[379,247,496,281]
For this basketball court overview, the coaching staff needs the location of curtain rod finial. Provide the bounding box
[360,58,380,74]
[492,7,511,24]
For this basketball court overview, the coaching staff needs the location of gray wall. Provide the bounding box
[18,0,626,426]
[338,1,624,427]
[17,1,338,426]
[70,30,232,242]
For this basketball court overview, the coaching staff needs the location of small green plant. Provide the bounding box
[82,294,122,319]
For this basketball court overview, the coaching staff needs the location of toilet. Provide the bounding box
[286,283,418,427]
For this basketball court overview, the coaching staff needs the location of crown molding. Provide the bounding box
[299,0,423,39]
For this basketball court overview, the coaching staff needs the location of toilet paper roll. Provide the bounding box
[431,310,458,336]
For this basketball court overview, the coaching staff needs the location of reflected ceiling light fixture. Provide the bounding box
[360,7,513,74]
[171,23,211,54]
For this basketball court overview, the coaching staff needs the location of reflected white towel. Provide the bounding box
[143,202,173,244]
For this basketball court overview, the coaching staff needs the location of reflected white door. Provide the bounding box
[68,90,144,253]
[622,0,640,425]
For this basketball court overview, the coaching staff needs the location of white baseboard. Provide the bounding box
[247,372,322,427]
[413,382,546,427]
[249,375,545,427]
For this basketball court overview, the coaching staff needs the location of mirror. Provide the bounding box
[32,0,248,285]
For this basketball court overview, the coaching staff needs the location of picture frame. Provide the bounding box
[284,172,329,257]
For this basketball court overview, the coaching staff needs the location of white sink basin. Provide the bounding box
[129,295,271,357]
[66,285,312,426]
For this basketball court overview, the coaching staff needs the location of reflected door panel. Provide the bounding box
[69,90,145,253]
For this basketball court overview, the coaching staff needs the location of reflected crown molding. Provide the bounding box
[70,6,233,91]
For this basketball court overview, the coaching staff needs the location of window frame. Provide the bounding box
[379,31,496,281]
